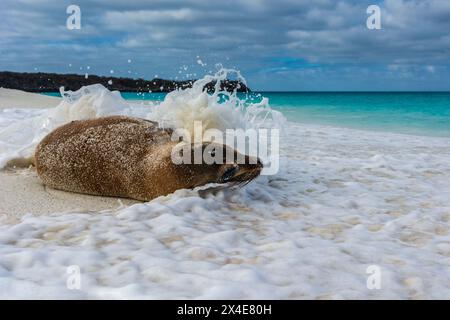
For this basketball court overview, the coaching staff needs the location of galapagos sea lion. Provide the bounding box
[35,116,262,201]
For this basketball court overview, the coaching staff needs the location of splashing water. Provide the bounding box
[0,68,285,168]
[149,68,285,136]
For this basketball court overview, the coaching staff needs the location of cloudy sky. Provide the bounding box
[1,0,450,91]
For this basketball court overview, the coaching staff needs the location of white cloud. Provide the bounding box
[103,8,196,30]
[1,0,450,90]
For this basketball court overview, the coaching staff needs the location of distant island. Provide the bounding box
[0,71,250,93]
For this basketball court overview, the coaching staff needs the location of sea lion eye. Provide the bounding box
[221,166,238,182]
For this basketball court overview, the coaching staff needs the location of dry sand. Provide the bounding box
[0,88,139,216]
[0,167,138,216]
[0,88,61,109]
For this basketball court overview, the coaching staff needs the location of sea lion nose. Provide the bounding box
[255,160,263,177]
[256,158,263,170]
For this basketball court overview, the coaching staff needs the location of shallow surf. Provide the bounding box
[1,71,450,299]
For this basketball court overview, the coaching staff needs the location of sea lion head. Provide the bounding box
[172,142,263,188]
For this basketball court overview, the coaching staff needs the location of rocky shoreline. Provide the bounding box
[0,71,250,93]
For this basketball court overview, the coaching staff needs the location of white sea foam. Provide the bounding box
[1,121,450,299]
[1,72,450,299]
[149,68,284,135]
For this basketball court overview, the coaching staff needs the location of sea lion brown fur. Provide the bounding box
[35,116,262,201]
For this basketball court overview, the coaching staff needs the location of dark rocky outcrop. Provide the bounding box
[0,71,250,93]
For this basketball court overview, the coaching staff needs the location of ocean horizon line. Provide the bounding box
[39,89,450,94]
[3,70,450,94]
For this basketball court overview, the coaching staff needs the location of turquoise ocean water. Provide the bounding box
[42,92,450,137]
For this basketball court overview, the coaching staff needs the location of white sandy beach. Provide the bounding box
[0,88,61,109]
[0,168,138,216]
[0,87,450,299]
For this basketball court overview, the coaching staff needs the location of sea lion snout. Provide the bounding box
[217,154,263,185]
[177,142,263,188]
